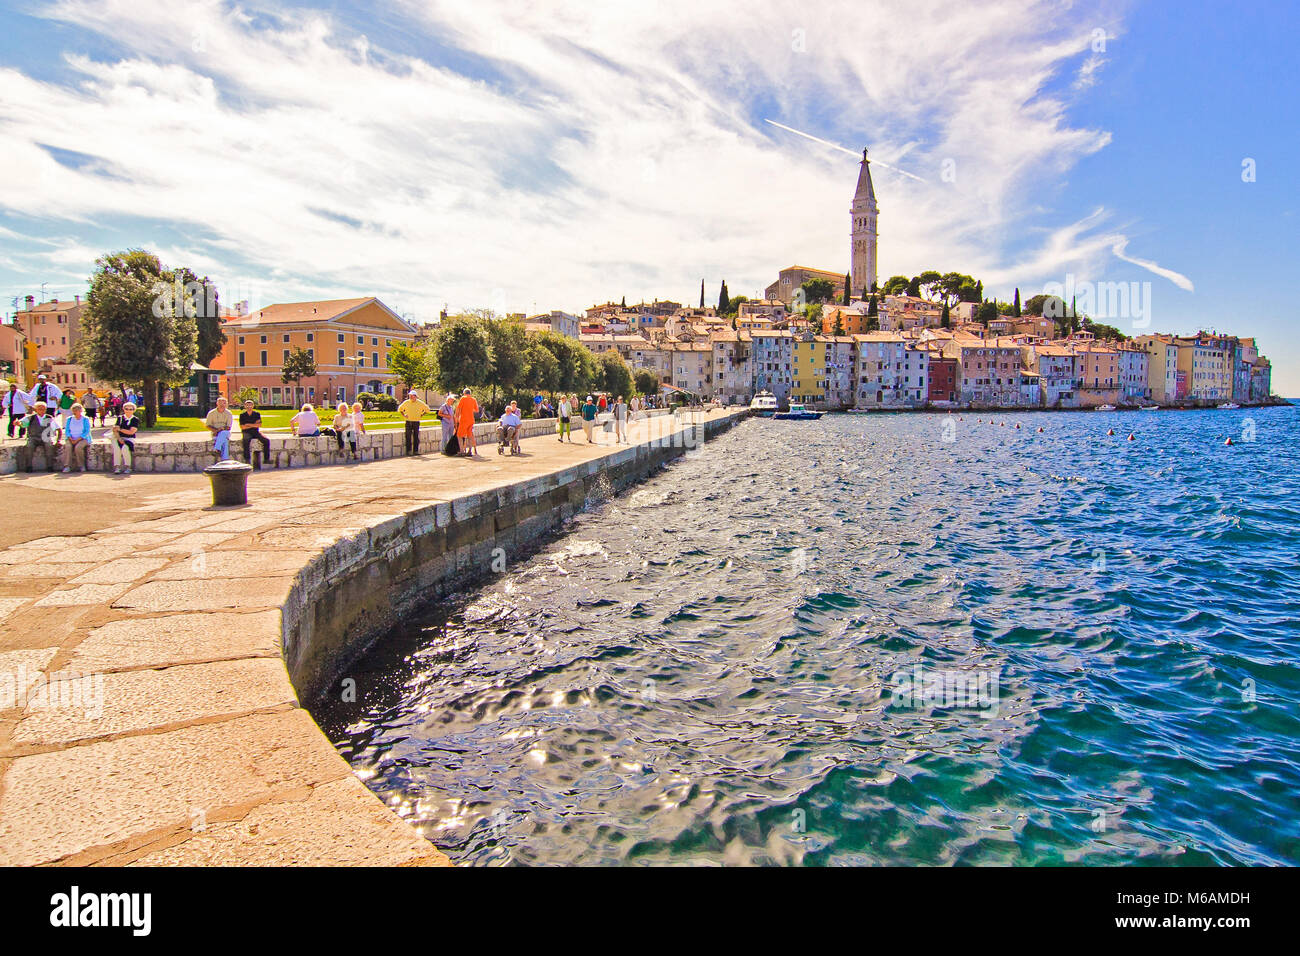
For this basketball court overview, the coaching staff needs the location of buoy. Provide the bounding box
[1106,428,1114,436]
[1015,423,1021,429]
[1036,426,1044,433]
[1127,433,1135,441]
[1225,437,1233,446]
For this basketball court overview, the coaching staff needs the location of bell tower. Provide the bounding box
[850,148,879,297]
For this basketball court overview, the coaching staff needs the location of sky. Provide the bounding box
[0,0,1296,391]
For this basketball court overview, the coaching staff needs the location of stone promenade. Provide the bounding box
[0,409,742,866]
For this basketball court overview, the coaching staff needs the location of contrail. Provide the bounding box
[1112,239,1194,291]
[764,119,927,182]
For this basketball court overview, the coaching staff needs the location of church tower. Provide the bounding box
[850,148,879,297]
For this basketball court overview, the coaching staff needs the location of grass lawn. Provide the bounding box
[150,410,442,433]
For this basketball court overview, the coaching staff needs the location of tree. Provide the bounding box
[169,266,224,367]
[917,270,943,301]
[388,341,431,392]
[800,278,834,303]
[842,273,851,305]
[79,249,197,427]
[881,275,909,296]
[620,295,626,308]
[699,279,705,309]
[595,349,633,399]
[865,295,879,332]
[717,280,730,314]
[1012,287,1022,317]
[532,329,595,397]
[975,301,998,325]
[522,338,560,397]
[232,385,259,405]
[281,347,317,394]
[941,301,951,329]
[432,314,492,393]
[484,318,530,410]
[832,312,846,336]
[906,275,922,297]
[1024,293,1049,316]
[633,367,660,397]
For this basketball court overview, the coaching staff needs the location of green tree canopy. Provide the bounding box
[595,349,633,399]
[800,278,835,304]
[717,280,730,314]
[633,367,660,397]
[881,275,910,295]
[388,341,432,390]
[432,314,492,393]
[281,347,317,387]
[522,338,560,396]
[78,249,197,426]
[484,318,530,407]
[975,301,999,324]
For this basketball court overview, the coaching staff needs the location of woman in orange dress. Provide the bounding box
[455,388,480,456]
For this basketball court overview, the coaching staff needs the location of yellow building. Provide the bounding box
[791,336,828,405]
[222,297,417,407]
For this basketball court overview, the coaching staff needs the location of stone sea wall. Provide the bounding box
[283,411,743,702]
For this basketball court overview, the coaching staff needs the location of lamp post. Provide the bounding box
[343,352,363,403]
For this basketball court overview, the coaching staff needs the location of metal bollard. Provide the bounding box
[204,459,253,506]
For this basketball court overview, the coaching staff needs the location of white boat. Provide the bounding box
[749,391,778,417]
[1096,404,1117,411]
[772,402,823,421]
[1217,402,1241,409]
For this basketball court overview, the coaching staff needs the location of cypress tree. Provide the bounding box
[843,273,851,305]
[867,294,878,316]
[621,295,626,308]
[699,279,705,309]
[718,280,729,314]
[1013,288,1021,317]
[941,301,951,329]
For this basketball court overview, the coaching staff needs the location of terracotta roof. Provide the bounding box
[225,297,409,330]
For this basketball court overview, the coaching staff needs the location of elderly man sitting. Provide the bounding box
[496,401,523,456]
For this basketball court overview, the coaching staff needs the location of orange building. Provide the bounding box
[222,297,417,408]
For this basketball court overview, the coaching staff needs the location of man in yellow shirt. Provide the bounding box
[203,396,234,461]
[397,390,430,456]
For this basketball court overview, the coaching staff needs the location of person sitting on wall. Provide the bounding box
[497,401,522,455]
[204,396,234,461]
[239,399,272,464]
[23,400,59,468]
[61,402,93,473]
[290,403,321,438]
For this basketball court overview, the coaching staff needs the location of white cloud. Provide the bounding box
[0,0,1136,318]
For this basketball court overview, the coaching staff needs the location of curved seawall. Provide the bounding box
[0,408,745,865]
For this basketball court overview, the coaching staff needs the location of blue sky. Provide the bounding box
[1,0,1296,391]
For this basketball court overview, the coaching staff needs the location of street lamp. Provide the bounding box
[342,352,363,402]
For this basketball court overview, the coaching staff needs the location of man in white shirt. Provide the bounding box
[27,374,62,415]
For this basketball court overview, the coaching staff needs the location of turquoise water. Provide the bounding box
[316,406,1300,865]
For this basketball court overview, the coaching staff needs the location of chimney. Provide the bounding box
[74,295,80,304]
[25,295,34,310]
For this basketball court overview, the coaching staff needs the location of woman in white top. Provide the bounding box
[333,401,357,459]
[290,403,320,437]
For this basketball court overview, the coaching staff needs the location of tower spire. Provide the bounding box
[850,145,880,294]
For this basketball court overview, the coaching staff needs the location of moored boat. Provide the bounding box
[1217,402,1241,409]
[1096,404,1117,411]
[749,391,778,417]
[773,402,823,421]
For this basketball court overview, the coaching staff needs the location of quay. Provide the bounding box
[0,407,747,866]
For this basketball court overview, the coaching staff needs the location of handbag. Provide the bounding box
[442,433,460,456]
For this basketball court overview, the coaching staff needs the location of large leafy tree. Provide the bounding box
[522,338,560,396]
[388,341,432,391]
[171,266,224,366]
[432,314,492,393]
[800,278,835,304]
[975,300,999,325]
[484,318,530,409]
[595,349,633,399]
[881,275,909,296]
[633,367,660,397]
[79,249,197,427]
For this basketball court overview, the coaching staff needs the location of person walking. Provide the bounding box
[455,388,480,457]
[61,403,93,473]
[333,401,358,460]
[80,389,99,425]
[613,394,629,443]
[557,395,572,442]
[239,399,271,465]
[204,396,234,461]
[4,381,31,438]
[397,389,430,455]
[581,394,598,443]
[111,400,139,475]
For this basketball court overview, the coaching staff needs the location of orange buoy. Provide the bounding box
[1225,437,1233,446]
[1106,428,1114,436]
[1127,433,1135,441]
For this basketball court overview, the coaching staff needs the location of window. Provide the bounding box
[283,334,290,343]
[357,335,364,344]
[306,333,314,342]
[372,351,379,368]
[238,336,245,345]
[260,350,268,366]
[238,352,246,368]
[372,337,378,346]
[338,349,346,365]
[260,335,267,344]
[337,333,345,343]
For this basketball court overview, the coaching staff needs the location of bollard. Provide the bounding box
[204,459,253,506]
[251,449,262,471]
